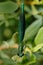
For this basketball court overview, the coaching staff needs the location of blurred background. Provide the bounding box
[0,0,43,65]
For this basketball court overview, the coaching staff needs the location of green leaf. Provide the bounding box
[32,43,43,52]
[23,54,36,65]
[23,15,42,42]
[28,54,36,65]
[35,5,43,13]
[0,1,18,13]
[35,27,43,45]
[25,5,32,13]
[0,51,15,65]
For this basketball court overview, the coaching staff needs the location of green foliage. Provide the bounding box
[0,0,43,65]
[23,15,42,42]
[35,27,43,45]
[0,1,18,13]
